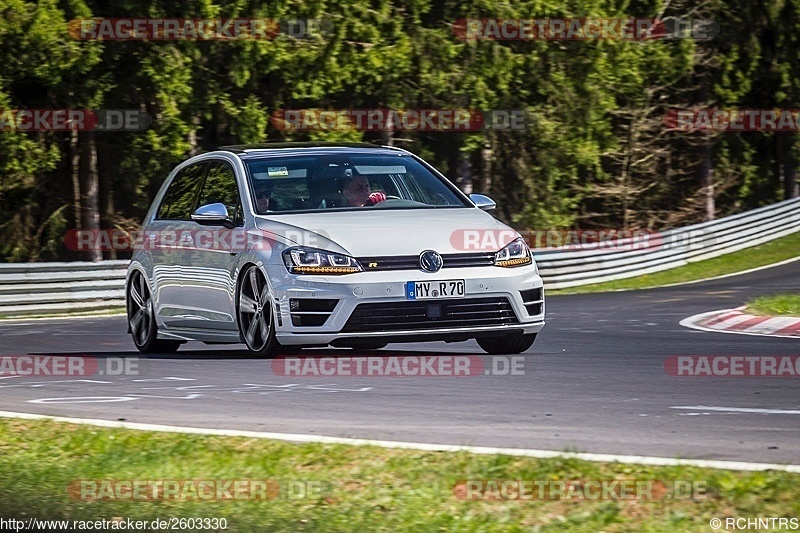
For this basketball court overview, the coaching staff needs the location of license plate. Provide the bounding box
[405,280,465,300]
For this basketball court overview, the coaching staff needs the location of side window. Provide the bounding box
[157,163,207,220]
[197,161,241,220]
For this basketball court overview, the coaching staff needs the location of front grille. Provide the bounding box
[358,252,495,272]
[290,298,338,327]
[341,297,519,332]
[520,288,544,316]
[291,314,329,327]
[520,288,543,302]
[525,303,543,316]
[290,298,338,312]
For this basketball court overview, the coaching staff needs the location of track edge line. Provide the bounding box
[0,410,797,473]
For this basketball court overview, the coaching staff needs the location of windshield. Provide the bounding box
[243,154,470,214]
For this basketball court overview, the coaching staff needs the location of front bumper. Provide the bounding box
[266,263,545,345]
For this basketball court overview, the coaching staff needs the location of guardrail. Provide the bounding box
[0,196,798,316]
[535,196,800,289]
[0,260,129,317]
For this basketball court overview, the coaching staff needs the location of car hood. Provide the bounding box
[254,208,516,257]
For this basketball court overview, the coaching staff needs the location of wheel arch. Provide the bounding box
[234,261,277,330]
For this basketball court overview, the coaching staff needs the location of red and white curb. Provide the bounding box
[680,306,800,339]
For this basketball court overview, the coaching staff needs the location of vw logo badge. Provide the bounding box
[419,250,443,273]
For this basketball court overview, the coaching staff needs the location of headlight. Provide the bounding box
[282,247,363,274]
[495,237,532,267]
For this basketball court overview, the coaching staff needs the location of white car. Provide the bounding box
[126,143,544,356]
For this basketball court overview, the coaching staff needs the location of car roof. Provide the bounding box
[217,142,409,159]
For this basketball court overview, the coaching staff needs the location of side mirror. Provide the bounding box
[191,203,235,228]
[469,194,497,211]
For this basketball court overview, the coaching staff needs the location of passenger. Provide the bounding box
[253,181,274,212]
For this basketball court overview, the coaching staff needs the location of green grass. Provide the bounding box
[0,419,798,531]
[547,230,800,295]
[746,294,800,317]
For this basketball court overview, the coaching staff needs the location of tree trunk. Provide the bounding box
[697,73,715,221]
[665,150,673,215]
[189,115,200,156]
[479,135,493,194]
[457,155,472,194]
[701,146,715,221]
[104,176,116,260]
[70,128,81,230]
[784,154,798,199]
[621,175,629,231]
[81,132,102,262]
[385,111,394,147]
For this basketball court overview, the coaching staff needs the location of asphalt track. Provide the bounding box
[0,261,798,464]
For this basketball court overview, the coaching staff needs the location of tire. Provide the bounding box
[237,266,279,358]
[476,333,537,355]
[127,270,181,354]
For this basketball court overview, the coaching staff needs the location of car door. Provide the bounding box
[149,161,208,328]
[180,159,243,331]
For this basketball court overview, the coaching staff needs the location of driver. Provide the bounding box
[341,174,386,207]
